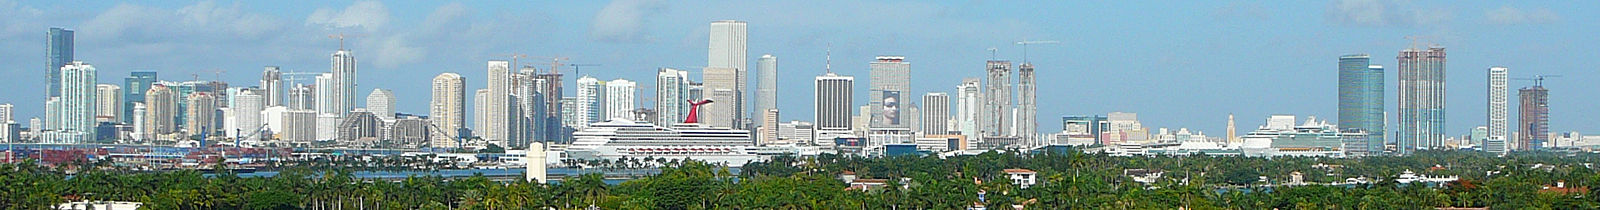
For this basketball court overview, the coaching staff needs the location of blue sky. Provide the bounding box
[1,0,1595,138]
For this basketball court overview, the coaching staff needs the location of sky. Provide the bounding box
[1,0,1596,139]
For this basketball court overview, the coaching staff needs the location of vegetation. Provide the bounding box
[4,149,1600,209]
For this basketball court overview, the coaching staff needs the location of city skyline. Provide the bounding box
[1,1,1597,137]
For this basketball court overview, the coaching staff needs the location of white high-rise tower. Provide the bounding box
[708,20,747,128]
[655,68,691,125]
[956,78,981,138]
[755,55,778,128]
[431,73,466,148]
[485,60,512,146]
[330,50,357,117]
[366,89,395,121]
[604,79,636,121]
[1487,66,1509,153]
[51,61,96,143]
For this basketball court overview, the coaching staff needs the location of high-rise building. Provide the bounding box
[262,66,284,107]
[656,68,691,125]
[143,85,178,140]
[46,61,96,143]
[815,72,853,145]
[560,97,579,128]
[123,72,158,123]
[366,89,395,121]
[184,92,218,137]
[921,92,951,136]
[758,109,779,146]
[708,20,747,123]
[956,78,981,137]
[574,76,605,127]
[430,73,466,148]
[604,79,635,121]
[1397,47,1446,153]
[484,60,512,145]
[228,90,264,139]
[279,109,318,143]
[869,56,911,128]
[474,89,490,139]
[702,67,740,128]
[46,27,74,99]
[534,73,565,143]
[330,49,358,117]
[755,55,778,128]
[287,84,315,110]
[96,84,122,123]
[387,116,432,147]
[1487,66,1510,153]
[1518,85,1549,150]
[1337,54,1385,155]
[1016,63,1038,142]
[0,103,12,143]
[315,73,339,115]
[337,111,383,143]
[509,67,542,148]
[983,61,1014,140]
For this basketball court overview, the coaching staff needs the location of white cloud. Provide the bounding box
[1486,6,1559,25]
[81,1,285,42]
[1326,0,1452,27]
[371,35,424,69]
[590,0,667,43]
[306,1,390,31]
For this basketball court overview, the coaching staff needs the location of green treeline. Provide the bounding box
[3,149,1599,209]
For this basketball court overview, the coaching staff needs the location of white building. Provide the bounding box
[955,78,981,138]
[754,54,778,131]
[1487,66,1510,154]
[48,61,96,143]
[484,60,512,145]
[1004,169,1038,189]
[815,73,853,146]
[95,84,121,123]
[330,49,358,117]
[708,20,747,126]
[921,92,950,136]
[655,68,691,125]
[574,76,604,127]
[430,73,466,148]
[604,79,635,121]
[366,89,395,121]
[869,56,910,129]
[226,91,264,139]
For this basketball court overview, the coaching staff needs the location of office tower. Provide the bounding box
[1226,114,1238,144]
[869,56,911,128]
[484,60,511,145]
[921,92,950,136]
[956,78,981,137]
[1487,66,1510,152]
[262,66,284,107]
[96,84,122,123]
[228,90,264,139]
[287,84,315,110]
[983,61,1014,140]
[759,109,779,145]
[687,82,704,103]
[366,89,395,121]
[143,85,178,140]
[315,73,339,115]
[280,109,317,142]
[1338,54,1386,155]
[0,104,11,142]
[430,73,466,148]
[708,20,747,122]
[184,92,217,137]
[755,55,778,127]
[123,72,157,123]
[511,68,543,147]
[50,61,96,143]
[703,67,740,128]
[605,79,635,121]
[330,49,358,117]
[1518,85,1549,150]
[44,97,58,130]
[574,76,604,127]
[560,97,579,128]
[656,68,691,125]
[475,89,489,139]
[46,27,73,98]
[814,73,854,142]
[1016,63,1037,142]
[534,73,564,142]
[1397,47,1446,153]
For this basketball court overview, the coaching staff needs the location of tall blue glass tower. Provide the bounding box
[47,27,74,98]
[1338,54,1384,156]
[123,72,158,123]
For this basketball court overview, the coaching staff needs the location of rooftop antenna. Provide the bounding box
[328,33,365,50]
[1404,35,1433,50]
[987,47,998,60]
[825,43,833,73]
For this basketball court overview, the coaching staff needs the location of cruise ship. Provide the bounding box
[566,119,762,166]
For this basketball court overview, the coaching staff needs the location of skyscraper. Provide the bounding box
[869,56,910,128]
[475,89,489,139]
[755,54,778,128]
[330,50,358,117]
[287,84,315,110]
[983,61,1014,140]
[1518,85,1548,150]
[366,89,395,121]
[814,72,854,135]
[759,109,779,146]
[430,73,466,148]
[708,20,748,124]
[229,90,264,139]
[1016,63,1038,142]
[0,103,12,142]
[956,78,981,137]
[51,61,95,143]
[604,79,636,121]
[574,76,605,127]
[1338,54,1385,155]
[702,67,740,128]
[46,27,74,99]
[1397,47,1446,153]
[96,84,122,123]
[534,72,565,142]
[655,68,691,125]
[122,72,157,123]
[185,92,217,137]
[262,66,284,107]
[143,85,178,140]
[921,92,950,136]
[484,60,512,145]
[1487,66,1510,153]
[315,73,339,115]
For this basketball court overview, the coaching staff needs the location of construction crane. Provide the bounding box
[425,122,467,150]
[1404,35,1436,49]
[328,33,365,50]
[569,64,601,77]
[1014,39,1060,63]
[1513,75,1562,87]
[987,47,999,60]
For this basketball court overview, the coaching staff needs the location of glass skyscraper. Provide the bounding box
[47,27,74,98]
[1397,47,1447,154]
[123,71,158,123]
[1337,54,1384,156]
